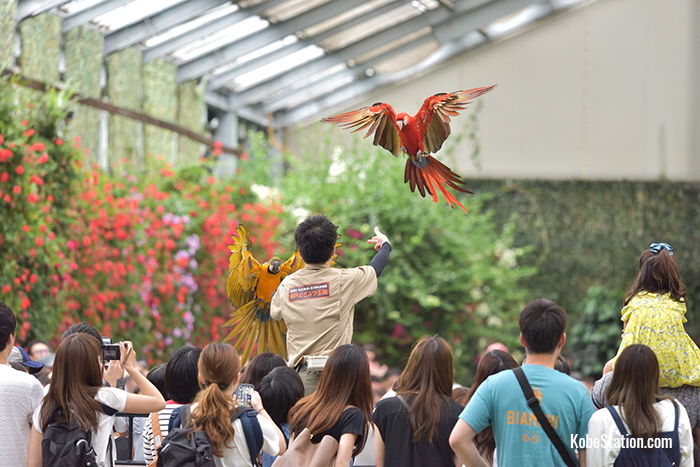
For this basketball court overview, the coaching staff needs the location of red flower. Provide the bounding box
[31,142,45,151]
[20,296,30,310]
[15,165,24,175]
[0,172,8,183]
[37,153,49,164]
[160,168,174,177]
[27,193,39,203]
[0,148,11,162]
[22,225,30,232]
[1,285,10,294]
[30,175,43,186]
[3,194,10,203]
[24,129,35,138]
[12,185,20,194]
[55,138,63,146]
[20,120,28,126]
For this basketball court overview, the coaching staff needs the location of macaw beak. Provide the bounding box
[397,120,405,130]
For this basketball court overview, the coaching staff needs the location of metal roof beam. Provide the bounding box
[103,0,230,54]
[207,0,408,91]
[262,33,436,114]
[205,91,270,127]
[177,0,368,83]
[62,0,133,32]
[16,0,70,20]
[142,0,288,62]
[275,0,542,126]
[233,0,495,106]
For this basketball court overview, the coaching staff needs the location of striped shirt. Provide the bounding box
[142,403,183,464]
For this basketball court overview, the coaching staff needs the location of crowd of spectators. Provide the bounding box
[1,216,699,467]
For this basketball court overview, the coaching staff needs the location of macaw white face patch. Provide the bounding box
[288,282,330,302]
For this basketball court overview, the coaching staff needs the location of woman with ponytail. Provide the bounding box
[287,344,373,467]
[373,336,464,467]
[190,343,285,466]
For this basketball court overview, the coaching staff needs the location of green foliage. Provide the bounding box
[19,13,61,83]
[568,286,623,378]
[177,80,206,165]
[64,27,103,161]
[107,48,143,167]
[0,0,16,65]
[275,133,535,383]
[470,180,700,338]
[143,60,177,161]
[0,74,81,340]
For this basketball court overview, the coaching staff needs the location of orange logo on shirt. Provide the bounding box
[288,282,330,301]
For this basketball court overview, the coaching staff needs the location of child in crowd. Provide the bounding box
[604,243,700,387]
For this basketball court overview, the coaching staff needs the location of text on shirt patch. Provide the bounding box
[288,282,330,301]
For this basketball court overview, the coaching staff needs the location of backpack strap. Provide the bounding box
[167,405,191,432]
[513,368,576,467]
[605,406,629,436]
[672,399,679,433]
[396,394,411,412]
[233,407,263,467]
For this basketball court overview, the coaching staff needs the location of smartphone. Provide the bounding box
[102,344,121,362]
[235,383,254,408]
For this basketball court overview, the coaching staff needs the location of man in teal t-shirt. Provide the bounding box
[450,298,596,466]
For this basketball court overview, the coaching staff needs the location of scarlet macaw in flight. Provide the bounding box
[322,85,495,213]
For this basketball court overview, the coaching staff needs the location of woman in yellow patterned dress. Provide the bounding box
[603,243,700,388]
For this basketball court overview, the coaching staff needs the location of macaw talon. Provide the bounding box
[411,155,428,168]
[400,145,407,154]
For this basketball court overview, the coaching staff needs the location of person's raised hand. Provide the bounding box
[103,359,123,387]
[119,341,137,372]
[251,390,264,413]
[367,226,390,251]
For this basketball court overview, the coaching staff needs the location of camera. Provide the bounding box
[235,383,254,408]
[101,337,121,362]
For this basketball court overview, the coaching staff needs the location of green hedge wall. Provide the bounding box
[19,13,61,82]
[177,79,206,165]
[0,0,16,65]
[469,180,700,334]
[65,27,104,162]
[107,48,143,168]
[143,59,177,162]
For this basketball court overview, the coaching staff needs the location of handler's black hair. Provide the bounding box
[295,215,337,264]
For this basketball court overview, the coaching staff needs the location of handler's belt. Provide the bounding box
[295,355,329,372]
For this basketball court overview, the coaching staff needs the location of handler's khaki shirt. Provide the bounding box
[270,263,377,368]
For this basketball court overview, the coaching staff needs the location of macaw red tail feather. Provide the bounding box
[404,156,472,213]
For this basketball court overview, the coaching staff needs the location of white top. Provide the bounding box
[586,399,694,467]
[33,387,128,467]
[0,364,44,467]
[191,403,280,467]
[142,403,182,463]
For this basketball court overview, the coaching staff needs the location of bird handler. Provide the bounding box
[270,214,392,395]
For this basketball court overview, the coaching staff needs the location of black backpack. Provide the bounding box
[157,405,263,467]
[41,403,119,467]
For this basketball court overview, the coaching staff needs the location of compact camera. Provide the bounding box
[101,336,121,362]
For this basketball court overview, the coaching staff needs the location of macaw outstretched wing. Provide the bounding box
[226,225,262,308]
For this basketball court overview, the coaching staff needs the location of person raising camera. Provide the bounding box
[28,334,165,467]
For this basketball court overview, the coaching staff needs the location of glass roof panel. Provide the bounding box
[171,16,269,62]
[264,0,330,23]
[319,3,422,51]
[373,39,439,73]
[60,0,104,14]
[210,35,298,75]
[280,73,355,110]
[142,4,239,47]
[354,26,432,64]
[231,45,325,92]
[265,62,347,100]
[300,0,394,38]
[92,0,186,31]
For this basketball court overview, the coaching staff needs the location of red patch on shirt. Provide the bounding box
[288,282,330,301]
